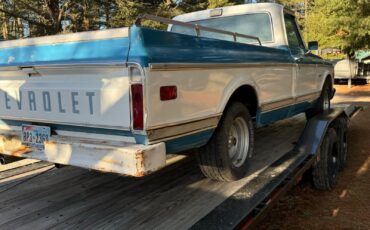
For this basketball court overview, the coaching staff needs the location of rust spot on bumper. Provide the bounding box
[134,150,146,177]
[44,140,56,145]
[0,134,32,156]
[11,146,32,156]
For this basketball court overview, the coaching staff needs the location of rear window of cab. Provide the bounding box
[171,13,273,44]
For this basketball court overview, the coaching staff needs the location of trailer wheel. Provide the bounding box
[306,81,331,119]
[312,128,339,190]
[197,102,254,181]
[333,117,348,171]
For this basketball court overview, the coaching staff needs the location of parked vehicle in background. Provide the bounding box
[332,57,370,83]
[333,58,358,80]
[0,3,334,181]
[358,62,370,78]
[357,52,370,79]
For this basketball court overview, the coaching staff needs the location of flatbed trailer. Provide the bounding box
[0,105,360,229]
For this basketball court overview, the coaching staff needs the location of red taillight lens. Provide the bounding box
[131,84,144,130]
[160,86,177,101]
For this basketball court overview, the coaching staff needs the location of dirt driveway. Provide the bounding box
[258,84,370,229]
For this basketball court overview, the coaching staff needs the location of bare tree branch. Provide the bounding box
[16,0,49,20]
[58,0,73,25]
[0,7,53,30]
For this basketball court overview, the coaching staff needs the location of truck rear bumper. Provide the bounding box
[0,133,166,177]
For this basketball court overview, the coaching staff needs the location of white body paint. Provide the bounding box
[0,66,131,130]
[145,65,295,129]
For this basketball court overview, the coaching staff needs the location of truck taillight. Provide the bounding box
[131,84,144,130]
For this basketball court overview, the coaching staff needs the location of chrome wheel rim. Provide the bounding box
[331,153,338,180]
[323,90,330,111]
[228,117,250,168]
[343,133,348,159]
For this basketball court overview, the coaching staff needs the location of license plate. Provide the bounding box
[21,125,51,151]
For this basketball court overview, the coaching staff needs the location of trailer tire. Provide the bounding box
[55,163,66,169]
[197,102,254,181]
[306,81,331,119]
[312,128,339,190]
[333,117,348,171]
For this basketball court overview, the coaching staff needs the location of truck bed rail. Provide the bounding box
[135,14,262,45]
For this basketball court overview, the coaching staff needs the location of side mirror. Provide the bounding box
[308,41,318,50]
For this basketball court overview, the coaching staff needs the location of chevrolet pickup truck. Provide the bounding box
[0,3,334,181]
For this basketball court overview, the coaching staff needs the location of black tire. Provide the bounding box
[54,163,66,169]
[197,102,254,181]
[306,81,331,119]
[333,117,348,171]
[312,128,340,191]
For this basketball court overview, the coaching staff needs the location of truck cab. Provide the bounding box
[170,3,333,111]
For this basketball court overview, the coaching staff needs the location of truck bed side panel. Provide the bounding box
[128,27,295,146]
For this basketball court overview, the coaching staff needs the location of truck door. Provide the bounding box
[284,14,318,104]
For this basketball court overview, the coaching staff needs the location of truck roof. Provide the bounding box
[173,3,289,22]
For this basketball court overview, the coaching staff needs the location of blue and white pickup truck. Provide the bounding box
[0,3,334,181]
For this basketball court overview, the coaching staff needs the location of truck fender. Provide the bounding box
[218,79,260,115]
[319,70,334,91]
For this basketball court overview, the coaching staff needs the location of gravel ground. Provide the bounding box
[257,83,370,230]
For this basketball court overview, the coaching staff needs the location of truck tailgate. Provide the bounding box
[0,28,132,130]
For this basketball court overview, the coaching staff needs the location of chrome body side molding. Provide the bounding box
[147,115,220,144]
[260,91,320,113]
[150,63,294,71]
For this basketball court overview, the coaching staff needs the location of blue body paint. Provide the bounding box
[0,38,129,67]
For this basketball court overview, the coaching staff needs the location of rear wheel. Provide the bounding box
[312,128,339,190]
[306,81,331,119]
[197,102,254,181]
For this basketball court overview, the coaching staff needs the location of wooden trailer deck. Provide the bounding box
[0,114,315,229]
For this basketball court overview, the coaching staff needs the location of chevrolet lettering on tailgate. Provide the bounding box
[2,91,96,114]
